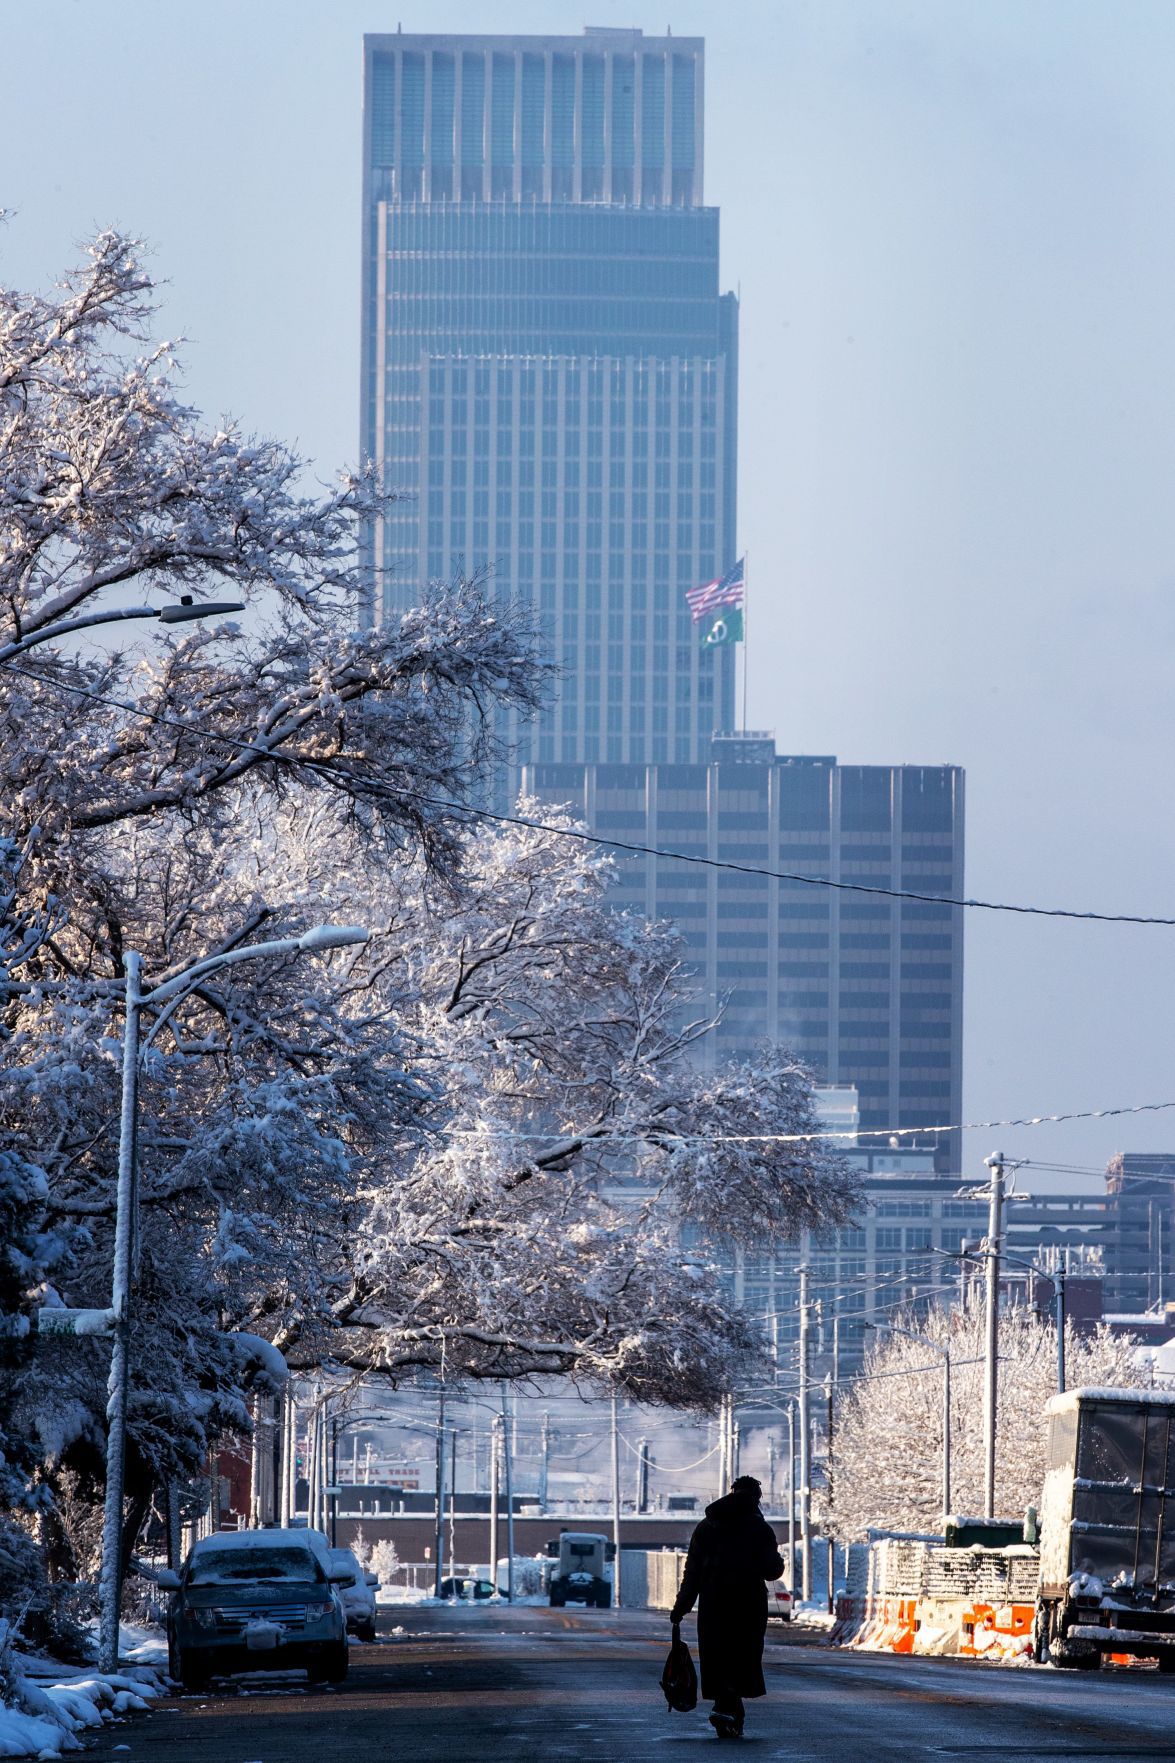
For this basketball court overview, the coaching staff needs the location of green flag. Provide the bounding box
[700,608,743,648]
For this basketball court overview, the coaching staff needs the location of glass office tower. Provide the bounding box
[525,741,965,1172]
[360,30,739,797]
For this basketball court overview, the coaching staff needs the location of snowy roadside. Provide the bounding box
[0,1622,168,1759]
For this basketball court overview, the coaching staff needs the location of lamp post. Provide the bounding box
[0,595,245,663]
[96,922,368,1672]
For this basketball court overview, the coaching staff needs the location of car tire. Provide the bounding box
[309,1642,349,1686]
[358,1619,377,1644]
[177,1650,209,1693]
[596,1585,612,1608]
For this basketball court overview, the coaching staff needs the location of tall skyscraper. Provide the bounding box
[525,738,965,1171]
[360,29,739,796]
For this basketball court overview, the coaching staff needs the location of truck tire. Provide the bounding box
[550,1588,566,1607]
[1048,1608,1100,1671]
[1158,1652,1175,1673]
[595,1584,612,1608]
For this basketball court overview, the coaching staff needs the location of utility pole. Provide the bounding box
[610,1389,623,1608]
[825,1371,835,1615]
[982,1151,1006,1521]
[538,1411,550,1511]
[731,1418,741,1482]
[942,1345,953,1520]
[637,1437,650,1513]
[1055,1269,1067,1395]
[329,1414,339,1547]
[433,1385,446,1598]
[798,1259,812,1605]
[489,1415,501,1591]
[449,1425,458,1571]
[786,1401,796,1594]
[502,1385,516,1603]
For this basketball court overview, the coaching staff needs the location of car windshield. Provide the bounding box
[188,1546,323,1585]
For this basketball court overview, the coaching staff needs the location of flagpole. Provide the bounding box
[741,551,749,733]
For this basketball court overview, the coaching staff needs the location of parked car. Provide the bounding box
[769,1584,794,1622]
[159,1528,350,1691]
[440,1575,497,1601]
[329,1546,379,1641]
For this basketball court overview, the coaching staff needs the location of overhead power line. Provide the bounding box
[444,1096,1175,1144]
[5,656,1175,926]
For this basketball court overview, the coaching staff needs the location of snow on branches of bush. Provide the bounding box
[826,1303,1139,1539]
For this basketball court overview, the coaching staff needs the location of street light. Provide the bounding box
[0,595,246,663]
[868,1321,952,1523]
[96,921,369,1672]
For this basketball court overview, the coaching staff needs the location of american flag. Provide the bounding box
[686,557,745,623]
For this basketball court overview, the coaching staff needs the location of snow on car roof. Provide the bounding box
[190,1528,319,1553]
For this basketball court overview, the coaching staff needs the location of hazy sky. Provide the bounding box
[5,0,1175,1189]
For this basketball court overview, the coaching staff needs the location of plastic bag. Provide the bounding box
[660,1620,698,1712]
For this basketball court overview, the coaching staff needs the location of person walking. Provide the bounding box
[669,1474,785,1740]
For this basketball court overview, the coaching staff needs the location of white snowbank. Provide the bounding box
[0,1660,166,1759]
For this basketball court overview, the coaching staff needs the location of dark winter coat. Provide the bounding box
[669,1489,785,1701]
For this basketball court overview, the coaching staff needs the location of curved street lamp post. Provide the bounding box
[95,923,368,1671]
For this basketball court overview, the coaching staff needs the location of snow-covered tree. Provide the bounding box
[826,1303,1140,1539]
[0,228,548,1578]
[272,805,859,1404]
[0,229,858,1596]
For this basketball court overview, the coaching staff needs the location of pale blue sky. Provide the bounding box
[5,0,1175,1186]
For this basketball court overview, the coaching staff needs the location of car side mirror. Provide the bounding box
[365,1573,379,1586]
[328,1569,353,1585]
[154,1569,182,1591]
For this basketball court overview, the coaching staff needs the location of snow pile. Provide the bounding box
[0,1647,167,1759]
[376,1583,437,1607]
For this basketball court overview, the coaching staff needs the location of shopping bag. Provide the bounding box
[660,1620,698,1712]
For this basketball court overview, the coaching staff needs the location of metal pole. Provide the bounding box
[610,1388,623,1608]
[539,1411,550,1511]
[249,1396,263,1528]
[330,1415,339,1547]
[786,1402,796,1594]
[434,1386,446,1598]
[449,1424,457,1571]
[502,1385,515,1603]
[638,1438,650,1513]
[732,1418,741,1482]
[489,1415,500,1591]
[798,1261,812,1604]
[825,1372,834,1614]
[278,1397,291,1527]
[98,952,141,1674]
[942,1348,952,1521]
[982,1152,1005,1520]
[1055,1272,1066,1395]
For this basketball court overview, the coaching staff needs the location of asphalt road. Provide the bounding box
[85,1605,1175,1762]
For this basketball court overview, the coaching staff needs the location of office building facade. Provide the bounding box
[360,29,738,794]
[524,737,965,1170]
